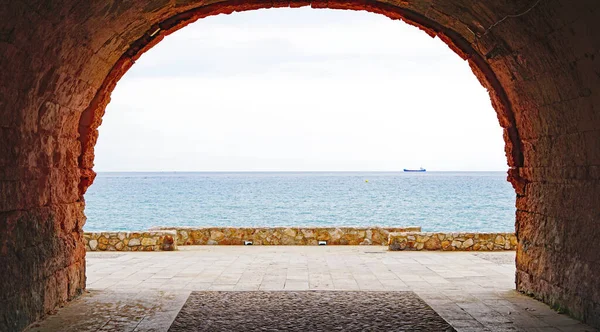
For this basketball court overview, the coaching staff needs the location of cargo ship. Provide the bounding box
[403,167,426,172]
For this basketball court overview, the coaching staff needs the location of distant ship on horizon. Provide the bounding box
[403,167,426,172]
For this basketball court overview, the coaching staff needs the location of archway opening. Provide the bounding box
[76,7,526,331]
[84,7,515,236]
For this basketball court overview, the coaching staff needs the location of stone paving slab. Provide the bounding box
[25,246,596,332]
[168,291,455,331]
[25,290,190,332]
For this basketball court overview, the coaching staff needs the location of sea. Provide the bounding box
[83,171,516,232]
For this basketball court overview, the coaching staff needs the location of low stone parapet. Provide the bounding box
[84,231,177,251]
[388,232,517,251]
[150,226,421,245]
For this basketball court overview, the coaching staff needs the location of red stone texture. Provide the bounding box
[0,0,599,330]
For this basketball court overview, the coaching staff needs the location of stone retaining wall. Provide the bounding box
[150,227,422,246]
[82,228,517,252]
[388,232,517,251]
[84,231,177,251]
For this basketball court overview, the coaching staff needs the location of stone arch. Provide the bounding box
[0,0,598,331]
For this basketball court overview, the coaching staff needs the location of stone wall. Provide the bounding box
[82,228,519,251]
[83,231,177,251]
[389,232,517,251]
[150,227,421,245]
[1,0,599,330]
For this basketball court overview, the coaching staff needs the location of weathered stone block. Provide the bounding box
[463,238,474,248]
[141,237,157,246]
[128,238,141,246]
[424,237,441,250]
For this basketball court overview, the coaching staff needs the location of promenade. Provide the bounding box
[26,246,593,331]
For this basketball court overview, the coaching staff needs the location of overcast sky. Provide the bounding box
[95,8,507,172]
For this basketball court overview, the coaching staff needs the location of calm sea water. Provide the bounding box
[83,172,516,232]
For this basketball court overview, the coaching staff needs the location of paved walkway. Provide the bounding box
[26,246,595,332]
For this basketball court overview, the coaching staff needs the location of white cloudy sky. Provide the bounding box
[95,7,507,172]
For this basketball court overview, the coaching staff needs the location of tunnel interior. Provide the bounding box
[0,0,599,331]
